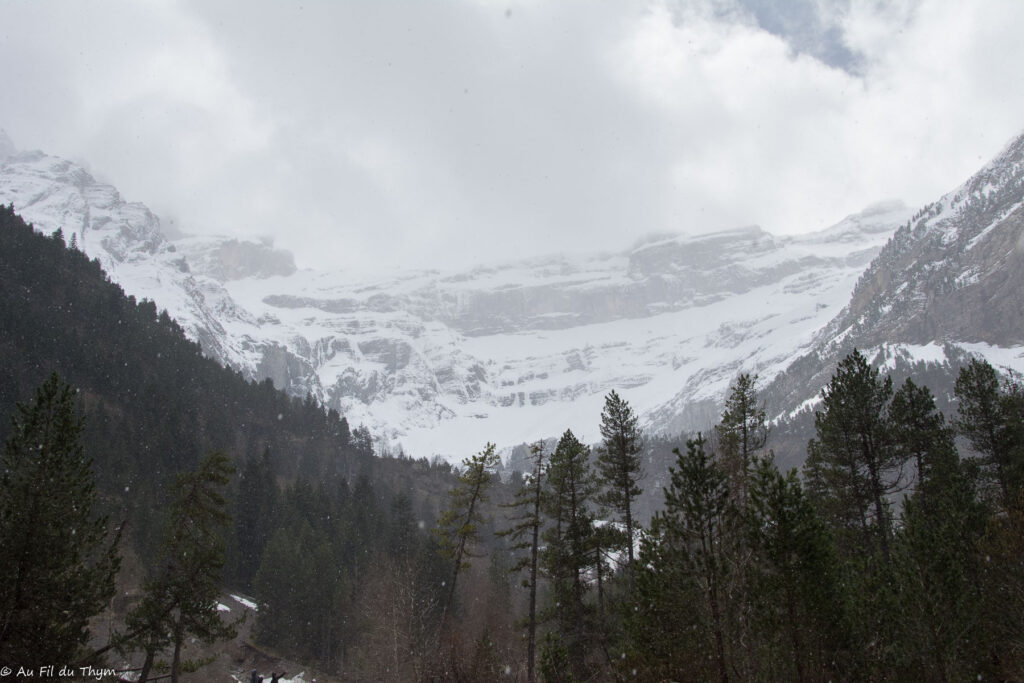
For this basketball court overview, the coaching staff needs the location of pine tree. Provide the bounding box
[891,447,987,681]
[232,447,278,589]
[497,441,547,683]
[127,452,236,683]
[955,357,1024,509]
[387,491,419,559]
[804,349,901,562]
[253,526,309,652]
[715,374,768,506]
[662,434,732,683]
[746,458,843,682]
[435,443,500,623]
[595,390,644,577]
[541,429,598,679]
[626,509,707,679]
[713,373,769,678]
[538,631,576,683]
[0,373,120,674]
[976,489,1024,678]
[890,378,956,503]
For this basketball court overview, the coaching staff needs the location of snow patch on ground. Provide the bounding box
[230,594,258,611]
[958,342,1024,375]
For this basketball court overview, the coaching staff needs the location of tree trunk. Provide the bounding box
[526,475,542,683]
[863,440,891,563]
[709,576,730,683]
[138,649,155,683]
[170,619,183,683]
[785,583,806,683]
[625,497,635,579]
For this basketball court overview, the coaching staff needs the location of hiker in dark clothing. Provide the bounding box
[249,671,260,683]
[270,673,285,683]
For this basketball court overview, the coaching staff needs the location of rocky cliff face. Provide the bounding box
[0,131,922,461]
[763,132,1024,426]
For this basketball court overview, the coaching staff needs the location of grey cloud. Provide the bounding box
[1,0,1023,272]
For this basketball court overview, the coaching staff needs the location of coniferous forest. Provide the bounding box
[2,202,1024,681]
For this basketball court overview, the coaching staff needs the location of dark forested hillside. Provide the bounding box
[0,204,455,557]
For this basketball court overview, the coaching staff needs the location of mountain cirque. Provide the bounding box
[4,127,1024,461]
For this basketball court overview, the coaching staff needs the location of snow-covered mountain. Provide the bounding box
[0,127,929,460]
[764,131,1024,428]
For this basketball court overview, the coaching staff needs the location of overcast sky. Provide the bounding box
[2,0,1023,272]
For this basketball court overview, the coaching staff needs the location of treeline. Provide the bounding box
[443,351,1022,682]
[375,351,1023,682]
[624,352,1024,681]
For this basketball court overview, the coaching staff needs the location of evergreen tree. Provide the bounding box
[715,373,768,506]
[595,391,644,576]
[713,373,769,679]
[804,349,901,562]
[626,510,707,679]
[497,441,547,683]
[976,489,1024,678]
[253,518,350,668]
[746,458,843,682]
[889,378,957,503]
[435,443,500,623]
[232,447,279,589]
[802,351,909,675]
[662,434,732,683]
[0,373,120,674]
[253,526,309,653]
[955,357,1024,509]
[541,430,598,679]
[387,491,419,559]
[538,631,576,683]
[891,447,987,681]
[126,452,236,683]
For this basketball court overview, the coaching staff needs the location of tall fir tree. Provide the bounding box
[665,434,732,683]
[497,441,547,683]
[541,429,598,680]
[714,373,768,506]
[804,349,902,562]
[955,357,1024,509]
[0,374,120,675]
[889,378,956,505]
[746,458,844,682]
[891,444,987,681]
[435,443,500,624]
[126,451,236,683]
[595,390,644,577]
[713,373,769,678]
[232,447,279,589]
[627,507,706,679]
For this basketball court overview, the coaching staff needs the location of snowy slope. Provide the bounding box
[0,132,912,461]
[764,130,1024,424]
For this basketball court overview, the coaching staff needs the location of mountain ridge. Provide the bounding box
[761,130,1024,438]
[7,128,1023,461]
